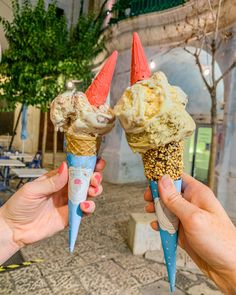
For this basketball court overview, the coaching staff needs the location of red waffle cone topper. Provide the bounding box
[85,50,118,107]
[130,32,151,86]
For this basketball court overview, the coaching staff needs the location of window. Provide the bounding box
[184,125,213,183]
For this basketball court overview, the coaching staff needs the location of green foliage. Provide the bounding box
[0,0,106,111]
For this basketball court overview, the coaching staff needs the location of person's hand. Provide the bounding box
[144,174,236,294]
[0,159,105,263]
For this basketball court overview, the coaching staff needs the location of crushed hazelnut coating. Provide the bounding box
[142,141,183,181]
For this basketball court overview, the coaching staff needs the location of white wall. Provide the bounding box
[0,0,13,51]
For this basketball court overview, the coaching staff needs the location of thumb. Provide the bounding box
[28,162,68,196]
[158,175,198,223]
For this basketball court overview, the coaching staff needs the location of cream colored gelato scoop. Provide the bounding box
[50,90,115,137]
[114,71,196,153]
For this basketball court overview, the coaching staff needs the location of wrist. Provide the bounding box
[212,258,236,294]
[0,208,21,265]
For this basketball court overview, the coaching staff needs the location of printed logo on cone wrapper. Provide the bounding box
[68,167,94,204]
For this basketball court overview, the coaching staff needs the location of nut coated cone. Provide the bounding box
[150,179,182,293]
[85,50,118,107]
[130,32,151,85]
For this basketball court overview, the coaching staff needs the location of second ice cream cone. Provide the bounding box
[115,32,195,292]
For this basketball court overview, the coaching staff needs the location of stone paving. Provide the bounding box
[0,182,222,294]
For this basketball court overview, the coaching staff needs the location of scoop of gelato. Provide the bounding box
[50,90,115,136]
[114,72,195,153]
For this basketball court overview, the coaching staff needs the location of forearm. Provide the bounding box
[0,208,20,265]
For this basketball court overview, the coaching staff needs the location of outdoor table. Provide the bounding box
[0,159,25,192]
[9,153,34,162]
[11,168,47,188]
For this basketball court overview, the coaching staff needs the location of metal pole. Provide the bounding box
[8,105,24,151]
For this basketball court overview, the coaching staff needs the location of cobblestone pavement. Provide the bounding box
[0,182,222,295]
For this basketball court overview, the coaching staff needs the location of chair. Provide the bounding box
[26,152,42,168]
[16,152,42,188]
[0,156,10,180]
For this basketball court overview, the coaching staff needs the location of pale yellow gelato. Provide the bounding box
[50,90,115,137]
[114,72,195,153]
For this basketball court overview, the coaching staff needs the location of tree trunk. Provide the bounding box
[208,92,217,191]
[53,127,57,169]
[208,123,217,191]
[41,112,48,168]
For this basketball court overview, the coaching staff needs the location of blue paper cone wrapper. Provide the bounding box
[66,153,97,253]
[150,179,182,293]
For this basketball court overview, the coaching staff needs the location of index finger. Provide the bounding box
[181,173,198,191]
[144,186,153,202]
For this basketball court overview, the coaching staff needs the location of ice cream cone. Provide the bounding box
[131,32,180,292]
[115,32,195,291]
[130,32,151,85]
[64,52,117,252]
[115,32,185,292]
[51,51,117,253]
[86,50,118,107]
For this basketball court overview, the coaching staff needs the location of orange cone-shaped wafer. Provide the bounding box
[130,32,151,85]
[85,50,118,107]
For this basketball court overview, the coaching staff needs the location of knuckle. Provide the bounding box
[98,185,103,195]
[88,187,93,196]
[189,210,206,228]
[166,191,181,206]
[48,177,58,192]
[21,182,33,194]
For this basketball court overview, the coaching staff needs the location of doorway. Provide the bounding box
[184,125,213,183]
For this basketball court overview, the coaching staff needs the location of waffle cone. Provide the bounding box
[65,133,101,156]
[142,141,184,181]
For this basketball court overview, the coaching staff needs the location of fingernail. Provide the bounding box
[161,175,172,189]
[58,162,65,175]
[93,186,99,193]
[95,174,101,183]
[83,201,90,209]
